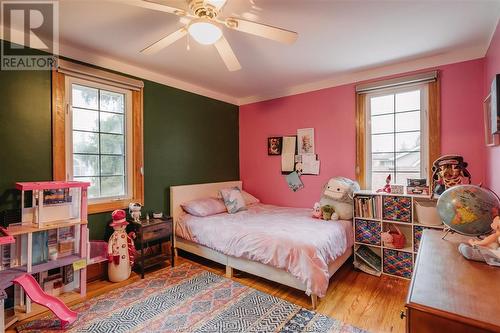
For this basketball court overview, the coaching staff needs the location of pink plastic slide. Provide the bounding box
[13,274,78,328]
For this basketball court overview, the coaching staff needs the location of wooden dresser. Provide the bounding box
[406,229,500,333]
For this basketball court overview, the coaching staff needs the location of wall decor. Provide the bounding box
[484,94,499,146]
[267,137,283,155]
[285,171,304,192]
[491,74,500,134]
[297,128,315,154]
[281,136,297,173]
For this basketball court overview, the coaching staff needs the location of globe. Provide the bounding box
[437,185,500,236]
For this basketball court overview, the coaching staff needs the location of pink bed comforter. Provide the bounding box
[176,203,353,297]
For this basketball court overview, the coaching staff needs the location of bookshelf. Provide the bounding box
[353,191,444,279]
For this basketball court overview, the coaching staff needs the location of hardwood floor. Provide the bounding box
[8,253,409,333]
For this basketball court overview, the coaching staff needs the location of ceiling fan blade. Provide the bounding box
[141,27,187,55]
[120,0,187,16]
[224,17,298,44]
[214,36,241,71]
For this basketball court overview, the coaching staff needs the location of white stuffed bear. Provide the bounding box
[319,177,360,220]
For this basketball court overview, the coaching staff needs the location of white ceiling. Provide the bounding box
[24,1,500,104]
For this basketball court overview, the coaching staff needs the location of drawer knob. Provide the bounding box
[400,310,407,319]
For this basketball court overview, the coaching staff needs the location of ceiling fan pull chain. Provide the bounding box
[187,33,191,51]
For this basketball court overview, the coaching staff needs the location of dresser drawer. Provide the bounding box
[142,222,172,241]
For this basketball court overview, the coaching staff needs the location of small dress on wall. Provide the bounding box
[107,209,136,283]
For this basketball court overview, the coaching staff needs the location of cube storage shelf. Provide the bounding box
[353,190,444,279]
[0,181,90,331]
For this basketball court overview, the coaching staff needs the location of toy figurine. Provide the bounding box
[459,216,500,262]
[431,155,471,196]
[376,174,392,193]
[107,210,136,282]
[312,202,322,219]
[129,202,142,224]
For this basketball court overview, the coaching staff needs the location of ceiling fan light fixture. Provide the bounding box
[188,19,222,45]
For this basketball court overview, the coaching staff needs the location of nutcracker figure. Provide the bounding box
[107,209,136,282]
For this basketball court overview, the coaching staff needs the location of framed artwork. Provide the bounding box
[297,128,315,154]
[491,74,500,134]
[268,137,283,155]
[484,94,500,146]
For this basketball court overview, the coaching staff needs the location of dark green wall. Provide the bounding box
[0,43,239,240]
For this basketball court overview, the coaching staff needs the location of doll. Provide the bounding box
[108,209,137,282]
[459,216,500,262]
[376,174,392,193]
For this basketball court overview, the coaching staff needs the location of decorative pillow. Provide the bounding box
[241,190,260,205]
[181,198,227,217]
[219,187,247,214]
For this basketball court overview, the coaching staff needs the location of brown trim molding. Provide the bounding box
[52,70,66,181]
[355,93,367,189]
[428,78,441,181]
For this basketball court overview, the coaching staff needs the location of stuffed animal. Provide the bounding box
[376,174,392,193]
[319,177,360,220]
[321,205,335,220]
[312,202,322,219]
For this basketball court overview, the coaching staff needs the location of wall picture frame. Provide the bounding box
[268,137,283,155]
[297,128,315,155]
[484,94,500,146]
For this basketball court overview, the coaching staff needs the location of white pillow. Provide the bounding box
[241,190,260,205]
[219,187,247,214]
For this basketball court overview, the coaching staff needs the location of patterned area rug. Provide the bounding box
[17,262,367,333]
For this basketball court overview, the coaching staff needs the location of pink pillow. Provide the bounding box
[241,190,260,205]
[181,198,227,217]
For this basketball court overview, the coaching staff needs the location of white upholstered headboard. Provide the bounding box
[170,180,242,233]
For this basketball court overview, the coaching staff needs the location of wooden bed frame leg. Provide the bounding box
[174,248,178,257]
[226,265,234,278]
[311,294,318,310]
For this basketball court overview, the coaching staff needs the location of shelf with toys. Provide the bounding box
[0,181,89,331]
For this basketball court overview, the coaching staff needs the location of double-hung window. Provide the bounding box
[366,85,428,190]
[355,71,440,190]
[52,59,144,214]
[67,78,132,201]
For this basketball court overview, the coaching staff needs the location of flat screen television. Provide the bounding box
[492,74,500,134]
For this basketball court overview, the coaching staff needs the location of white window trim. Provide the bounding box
[65,76,134,204]
[365,83,429,189]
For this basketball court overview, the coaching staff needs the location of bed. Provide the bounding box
[170,181,353,309]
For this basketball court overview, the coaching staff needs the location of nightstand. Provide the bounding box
[132,217,174,279]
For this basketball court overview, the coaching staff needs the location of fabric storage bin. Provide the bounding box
[383,249,413,278]
[355,219,381,245]
[414,200,441,226]
[383,196,412,222]
[413,226,433,252]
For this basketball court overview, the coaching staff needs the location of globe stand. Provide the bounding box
[441,227,453,240]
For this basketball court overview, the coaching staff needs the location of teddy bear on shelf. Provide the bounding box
[108,209,137,282]
[459,216,500,262]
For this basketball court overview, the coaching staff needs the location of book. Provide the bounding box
[355,245,381,271]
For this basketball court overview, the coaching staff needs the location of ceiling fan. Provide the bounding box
[123,0,298,71]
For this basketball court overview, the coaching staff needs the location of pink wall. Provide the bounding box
[240,59,486,208]
[485,22,500,194]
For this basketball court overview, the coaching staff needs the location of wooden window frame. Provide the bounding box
[356,75,440,189]
[52,70,144,214]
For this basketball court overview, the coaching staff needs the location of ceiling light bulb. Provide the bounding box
[188,19,222,45]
